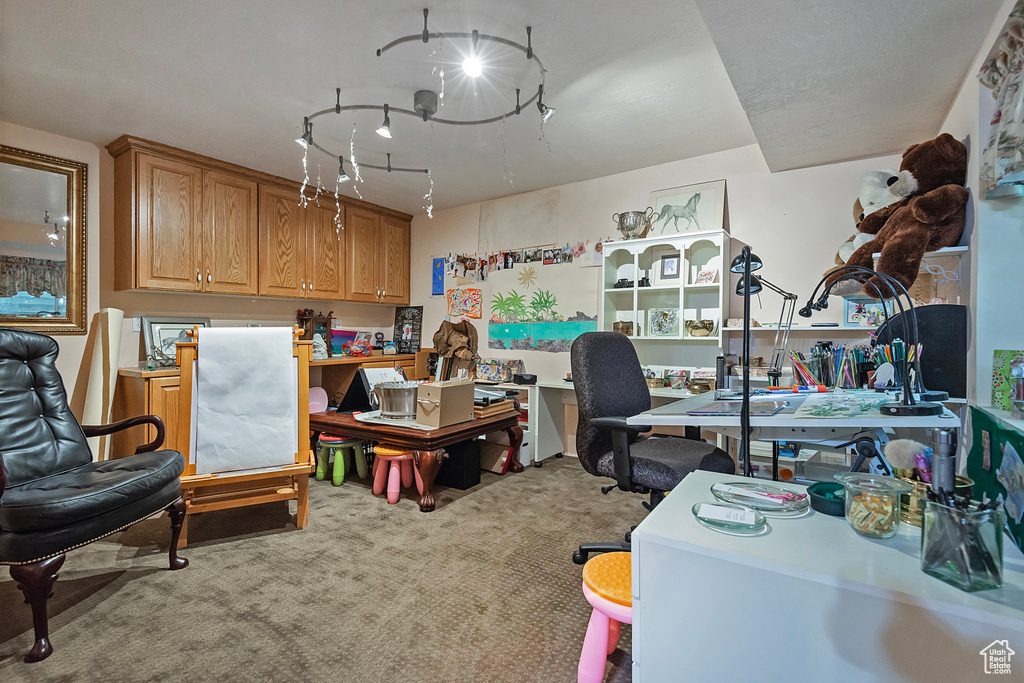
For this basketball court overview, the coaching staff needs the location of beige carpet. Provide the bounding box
[0,457,644,682]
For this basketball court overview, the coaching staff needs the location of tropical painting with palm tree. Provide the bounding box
[488,288,596,352]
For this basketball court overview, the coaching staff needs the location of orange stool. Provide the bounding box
[372,444,423,504]
[578,552,632,683]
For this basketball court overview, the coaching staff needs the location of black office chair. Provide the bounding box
[570,332,733,564]
[0,328,188,662]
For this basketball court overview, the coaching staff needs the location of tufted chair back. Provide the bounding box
[0,327,92,490]
[570,332,651,477]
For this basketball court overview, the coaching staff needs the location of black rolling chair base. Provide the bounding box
[573,542,631,565]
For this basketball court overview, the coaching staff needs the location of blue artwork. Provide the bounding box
[432,258,444,296]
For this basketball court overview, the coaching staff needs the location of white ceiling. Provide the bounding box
[0,1,1002,215]
[694,0,1005,171]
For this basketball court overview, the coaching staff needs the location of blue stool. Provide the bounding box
[316,436,367,486]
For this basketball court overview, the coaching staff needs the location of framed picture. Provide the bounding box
[141,316,211,367]
[660,255,680,280]
[393,306,424,354]
[650,179,727,234]
[694,267,718,285]
[648,308,679,337]
[843,297,892,327]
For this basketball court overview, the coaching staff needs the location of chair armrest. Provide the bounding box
[589,416,650,493]
[589,416,651,433]
[0,451,5,499]
[82,415,166,454]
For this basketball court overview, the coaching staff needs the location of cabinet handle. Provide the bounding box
[207,270,211,284]
[308,282,313,292]
[196,269,201,284]
[382,288,386,299]
[302,280,306,292]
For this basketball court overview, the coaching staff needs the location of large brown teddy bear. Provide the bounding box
[830,133,968,297]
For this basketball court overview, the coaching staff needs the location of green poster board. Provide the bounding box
[966,407,1024,552]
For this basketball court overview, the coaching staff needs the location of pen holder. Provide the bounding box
[920,500,1004,592]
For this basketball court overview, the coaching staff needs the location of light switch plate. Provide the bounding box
[132,316,141,332]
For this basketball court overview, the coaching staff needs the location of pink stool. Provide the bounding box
[371,444,423,504]
[578,552,632,683]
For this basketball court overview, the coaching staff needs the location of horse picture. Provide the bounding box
[657,192,701,233]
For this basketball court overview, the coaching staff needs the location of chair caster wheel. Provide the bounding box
[572,550,587,565]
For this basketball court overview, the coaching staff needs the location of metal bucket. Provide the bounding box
[612,207,659,239]
[371,381,420,419]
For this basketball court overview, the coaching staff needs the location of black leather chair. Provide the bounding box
[570,332,734,563]
[0,327,188,662]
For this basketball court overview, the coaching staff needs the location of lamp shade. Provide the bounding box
[729,252,763,273]
[735,274,763,295]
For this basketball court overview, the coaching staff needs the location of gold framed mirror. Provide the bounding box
[0,144,87,334]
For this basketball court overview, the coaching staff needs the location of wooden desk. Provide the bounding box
[310,410,524,511]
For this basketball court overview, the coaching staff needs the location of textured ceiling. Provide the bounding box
[0,1,1002,214]
[0,0,756,214]
[693,0,1005,171]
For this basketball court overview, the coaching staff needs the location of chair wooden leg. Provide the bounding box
[10,554,66,663]
[166,497,189,570]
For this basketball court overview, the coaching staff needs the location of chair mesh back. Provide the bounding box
[0,328,92,488]
[570,332,650,475]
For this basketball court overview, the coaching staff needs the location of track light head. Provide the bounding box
[376,104,392,139]
[337,157,350,184]
[295,118,312,148]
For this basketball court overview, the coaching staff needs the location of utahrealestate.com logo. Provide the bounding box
[980,640,1015,675]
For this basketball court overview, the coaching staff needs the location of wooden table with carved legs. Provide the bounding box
[309,410,523,511]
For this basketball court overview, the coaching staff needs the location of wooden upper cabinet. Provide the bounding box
[202,170,258,295]
[136,153,203,291]
[379,216,410,305]
[345,206,380,303]
[307,204,345,300]
[258,184,306,298]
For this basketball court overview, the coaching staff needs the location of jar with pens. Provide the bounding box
[921,490,1004,592]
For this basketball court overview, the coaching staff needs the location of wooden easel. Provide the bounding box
[174,326,314,546]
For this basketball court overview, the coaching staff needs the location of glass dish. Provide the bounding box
[834,472,913,539]
[710,481,810,513]
[692,502,768,536]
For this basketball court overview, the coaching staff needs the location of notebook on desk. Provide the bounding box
[686,400,790,417]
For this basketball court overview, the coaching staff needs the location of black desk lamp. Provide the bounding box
[730,246,761,477]
[736,274,798,386]
[808,265,947,403]
[801,266,943,416]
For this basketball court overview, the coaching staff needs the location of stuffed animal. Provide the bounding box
[824,169,907,296]
[829,134,968,296]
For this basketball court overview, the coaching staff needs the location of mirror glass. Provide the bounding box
[0,145,86,334]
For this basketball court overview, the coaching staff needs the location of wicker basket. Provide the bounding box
[898,475,973,527]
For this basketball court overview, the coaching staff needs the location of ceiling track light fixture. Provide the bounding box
[297,7,553,183]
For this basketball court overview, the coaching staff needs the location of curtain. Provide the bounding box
[0,255,67,298]
[978,0,1024,198]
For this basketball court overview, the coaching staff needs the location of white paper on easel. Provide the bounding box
[194,327,297,474]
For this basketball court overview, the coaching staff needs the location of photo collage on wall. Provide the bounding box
[440,241,598,287]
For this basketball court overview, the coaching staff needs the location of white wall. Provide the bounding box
[0,120,100,404]
[410,144,903,381]
[940,0,1024,406]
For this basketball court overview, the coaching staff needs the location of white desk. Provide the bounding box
[532,381,694,463]
[632,471,1024,681]
[627,390,961,445]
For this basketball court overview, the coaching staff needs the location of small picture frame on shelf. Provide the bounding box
[693,267,718,285]
[141,316,211,368]
[659,254,680,280]
[648,308,679,337]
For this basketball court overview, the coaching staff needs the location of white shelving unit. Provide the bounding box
[599,230,729,347]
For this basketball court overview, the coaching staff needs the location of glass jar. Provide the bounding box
[921,499,1004,592]
[835,473,913,539]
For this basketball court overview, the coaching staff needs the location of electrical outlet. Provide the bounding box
[132,316,141,332]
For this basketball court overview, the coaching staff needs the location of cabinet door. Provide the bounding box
[306,204,345,300]
[345,206,380,302]
[148,376,182,454]
[259,184,306,298]
[203,170,258,295]
[136,153,203,291]
[378,216,410,304]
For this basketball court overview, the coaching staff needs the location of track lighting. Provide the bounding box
[536,84,555,122]
[462,30,482,77]
[376,104,392,139]
[295,118,312,148]
[337,156,350,184]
